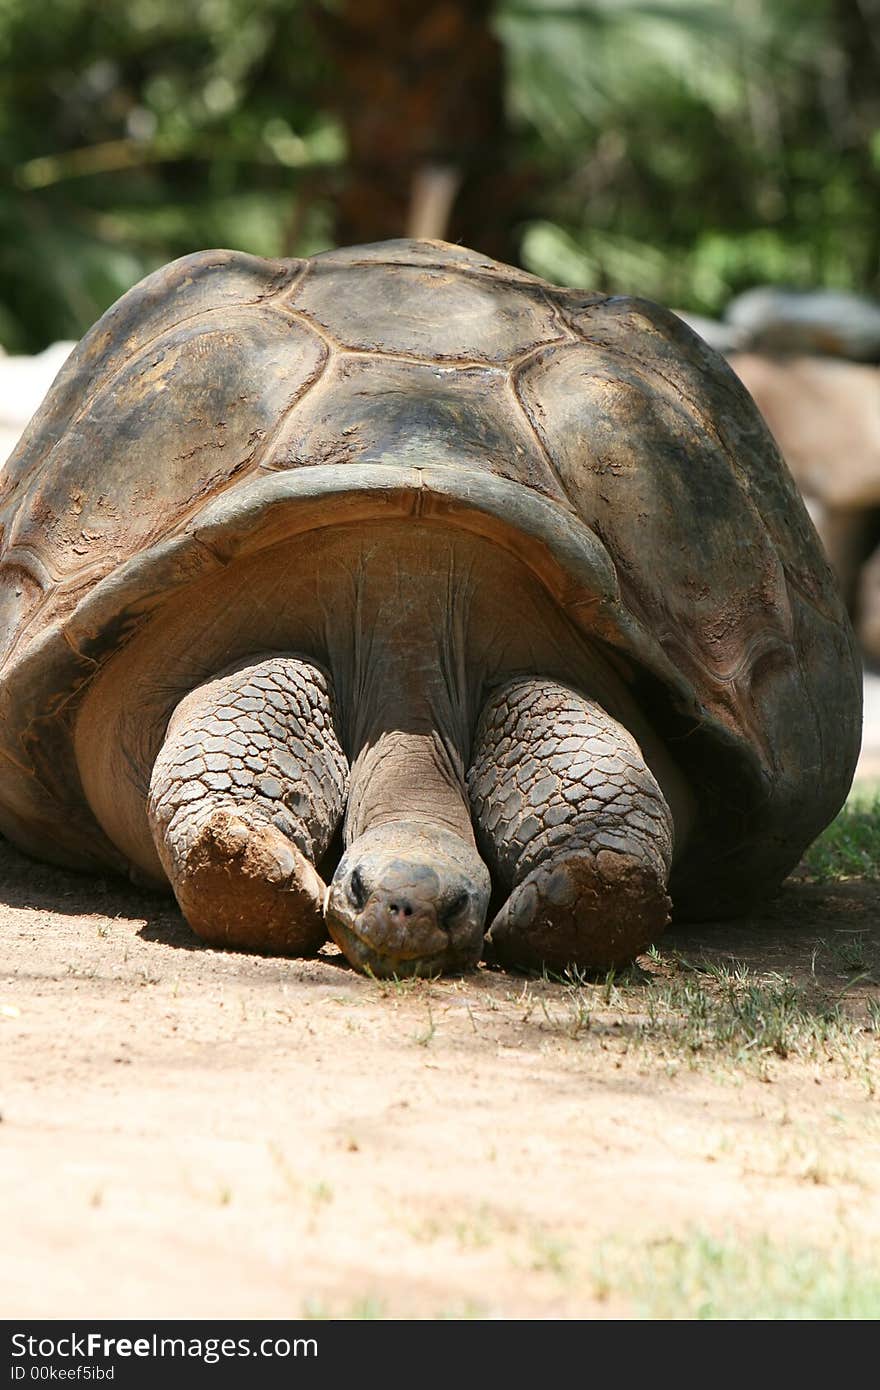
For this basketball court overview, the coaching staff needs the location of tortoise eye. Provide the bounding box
[349,867,367,910]
[442,890,470,925]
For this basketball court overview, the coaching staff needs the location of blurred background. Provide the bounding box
[1,0,877,350]
[1,0,879,695]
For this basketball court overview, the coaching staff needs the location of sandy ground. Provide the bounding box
[2,779,879,1320]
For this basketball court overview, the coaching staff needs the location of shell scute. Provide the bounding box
[263,353,567,504]
[517,334,793,691]
[289,252,566,363]
[5,308,326,612]
[306,238,553,286]
[0,250,302,515]
[564,295,841,619]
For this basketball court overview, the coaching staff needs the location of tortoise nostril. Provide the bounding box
[349,866,367,910]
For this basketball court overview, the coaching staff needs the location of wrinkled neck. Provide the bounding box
[345,728,475,844]
[340,575,476,845]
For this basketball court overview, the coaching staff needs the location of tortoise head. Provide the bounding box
[326,824,491,978]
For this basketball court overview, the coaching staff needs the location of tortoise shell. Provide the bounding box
[0,239,862,916]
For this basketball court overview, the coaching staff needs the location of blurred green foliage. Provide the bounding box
[0,0,337,350]
[0,0,877,350]
[505,0,880,310]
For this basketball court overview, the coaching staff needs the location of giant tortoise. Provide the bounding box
[0,240,863,977]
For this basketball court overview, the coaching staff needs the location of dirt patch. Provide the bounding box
[1,839,879,1319]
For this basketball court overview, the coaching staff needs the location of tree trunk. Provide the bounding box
[315,0,516,260]
[829,0,880,291]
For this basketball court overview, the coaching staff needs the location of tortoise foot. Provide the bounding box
[469,676,675,972]
[172,807,327,953]
[486,848,671,974]
[147,653,348,955]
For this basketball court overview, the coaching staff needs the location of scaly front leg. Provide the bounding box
[468,677,674,972]
[148,653,348,953]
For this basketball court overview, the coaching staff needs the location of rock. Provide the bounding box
[671,311,745,355]
[726,287,880,361]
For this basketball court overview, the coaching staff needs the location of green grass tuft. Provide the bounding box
[526,953,879,1086]
[804,788,880,882]
[594,1231,880,1319]
[629,961,869,1066]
